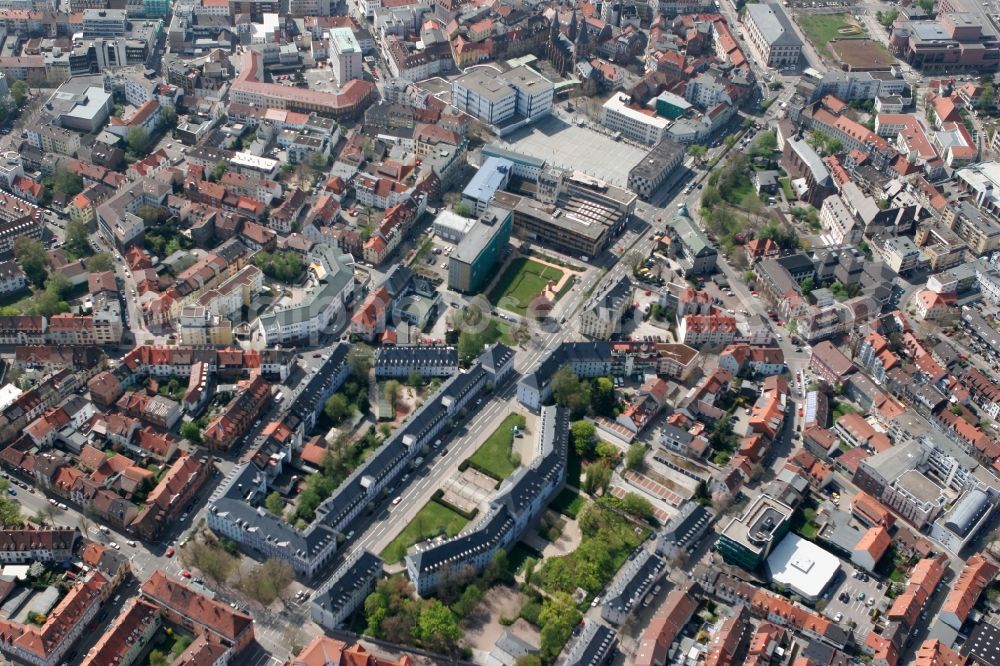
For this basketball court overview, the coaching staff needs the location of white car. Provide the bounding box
[392,496,402,505]
[109,541,120,550]
[834,612,843,622]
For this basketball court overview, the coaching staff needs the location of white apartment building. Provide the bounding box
[257,246,355,345]
[600,94,670,146]
[354,0,379,18]
[820,194,861,245]
[0,260,25,295]
[744,3,802,68]
[179,306,233,346]
[879,236,923,274]
[329,28,363,85]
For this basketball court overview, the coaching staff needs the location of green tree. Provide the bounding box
[689,144,707,163]
[457,330,484,365]
[64,219,91,259]
[517,657,543,666]
[49,168,83,197]
[324,394,352,424]
[87,253,115,272]
[877,8,899,27]
[582,461,612,494]
[590,377,615,417]
[14,237,48,287]
[406,370,423,387]
[800,276,816,295]
[980,82,996,112]
[159,105,178,131]
[348,344,373,380]
[551,365,590,416]
[621,492,654,520]
[453,201,472,217]
[9,80,27,108]
[265,491,284,515]
[414,600,462,653]
[180,421,202,443]
[451,584,484,617]
[570,420,597,458]
[127,126,151,155]
[148,650,170,666]
[751,130,778,157]
[44,273,72,300]
[625,443,645,470]
[538,592,581,663]
[917,0,935,13]
[384,380,401,411]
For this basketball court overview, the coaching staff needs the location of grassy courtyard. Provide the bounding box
[380,500,470,564]
[797,13,862,55]
[466,414,526,480]
[488,258,565,315]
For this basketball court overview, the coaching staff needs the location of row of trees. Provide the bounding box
[364,577,463,656]
[551,367,620,418]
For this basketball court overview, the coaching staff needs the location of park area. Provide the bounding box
[380,499,470,564]
[488,257,566,315]
[465,414,526,480]
[796,13,863,55]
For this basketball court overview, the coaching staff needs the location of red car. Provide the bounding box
[181,570,191,578]
[166,547,175,557]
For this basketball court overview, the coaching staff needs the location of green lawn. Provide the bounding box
[453,309,517,347]
[721,179,755,207]
[550,488,585,519]
[380,500,470,564]
[797,13,862,54]
[778,176,795,201]
[831,400,858,422]
[467,414,526,480]
[488,258,565,315]
[507,542,543,578]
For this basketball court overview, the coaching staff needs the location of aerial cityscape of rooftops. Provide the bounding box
[6,0,1000,663]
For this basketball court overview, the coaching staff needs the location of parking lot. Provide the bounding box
[822,563,889,638]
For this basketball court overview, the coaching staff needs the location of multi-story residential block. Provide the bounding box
[579,274,633,340]
[202,375,272,451]
[819,194,861,245]
[374,345,459,379]
[601,549,665,625]
[0,260,25,295]
[329,27,363,85]
[678,314,737,347]
[407,405,569,594]
[656,503,713,561]
[744,3,802,67]
[310,550,383,630]
[938,554,998,630]
[517,341,611,410]
[140,571,255,655]
[878,235,923,275]
[258,245,355,345]
[0,526,78,563]
[0,567,111,666]
[178,306,234,345]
